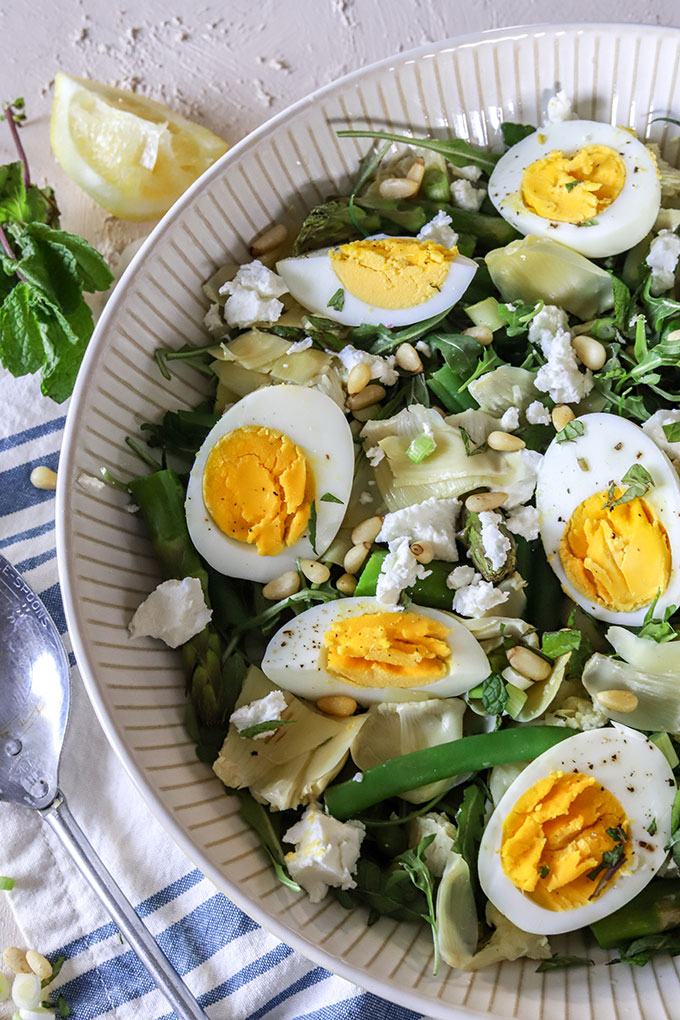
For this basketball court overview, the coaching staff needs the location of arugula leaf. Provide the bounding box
[236,789,302,892]
[479,673,509,716]
[337,128,500,174]
[663,422,680,443]
[396,835,440,974]
[497,300,542,337]
[308,501,318,554]
[603,463,654,509]
[555,420,585,444]
[57,995,71,1018]
[500,122,536,147]
[611,273,632,332]
[638,592,678,643]
[239,719,292,739]
[613,930,680,967]
[541,628,581,659]
[327,287,345,311]
[536,955,594,973]
[453,783,486,896]
[0,876,14,890]
[320,492,343,504]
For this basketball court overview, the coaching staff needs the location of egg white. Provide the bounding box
[260,596,490,704]
[478,725,676,936]
[185,385,354,582]
[488,120,661,258]
[276,235,478,328]
[536,412,680,625]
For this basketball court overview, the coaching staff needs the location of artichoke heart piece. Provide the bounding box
[213,666,366,811]
[582,653,680,733]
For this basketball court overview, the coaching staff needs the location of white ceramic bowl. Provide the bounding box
[57,23,680,1020]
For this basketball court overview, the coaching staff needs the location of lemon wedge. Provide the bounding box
[50,73,228,221]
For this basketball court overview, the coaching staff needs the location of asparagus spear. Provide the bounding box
[460,505,517,583]
[591,880,680,948]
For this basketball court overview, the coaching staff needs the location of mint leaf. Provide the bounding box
[638,592,678,643]
[36,298,94,403]
[500,122,536,147]
[0,161,51,225]
[480,673,508,715]
[663,422,680,443]
[542,628,581,658]
[498,300,542,337]
[320,492,343,504]
[327,287,345,311]
[603,463,654,509]
[239,719,292,739]
[27,223,113,292]
[0,281,45,375]
[12,224,82,313]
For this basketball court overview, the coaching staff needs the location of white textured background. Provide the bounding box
[1,0,679,979]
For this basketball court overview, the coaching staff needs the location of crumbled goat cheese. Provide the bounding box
[415,340,431,356]
[505,504,540,542]
[655,208,680,233]
[129,577,212,648]
[219,260,288,328]
[203,302,225,334]
[478,511,512,572]
[525,400,551,426]
[376,537,431,605]
[359,490,373,505]
[417,210,458,249]
[365,444,385,467]
[410,812,457,877]
[642,409,680,466]
[446,565,477,590]
[503,449,544,508]
[286,337,313,353]
[647,229,680,295]
[453,577,509,617]
[78,472,107,494]
[335,345,399,387]
[378,497,460,562]
[449,163,482,182]
[283,803,365,903]
[230,690,288,739]
[544,696,609,731]
[450,178,486,212]
[546,90,577,123]
[499,406,520,432]
[529,304,593,404]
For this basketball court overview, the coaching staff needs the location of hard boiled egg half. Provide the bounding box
[261,596,490,704]
[488,120,661,258]
[535,412,680,625]
[185,386,354,582]
[276,234,477,327]
[478,726,675,935]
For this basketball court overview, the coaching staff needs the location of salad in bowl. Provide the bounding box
[117,87,680,975]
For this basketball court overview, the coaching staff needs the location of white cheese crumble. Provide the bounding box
[376,536,432,605]
[647,229,680,295]
[365,444,385,467]
[450,178,486,212]
[286,337,313,353]
[283,803,365,903]
[504,449,544,508]
[505,504,540,542]
[219,260,288,328]
[77,472,107,494]
[525,400,551,426]
[528,304,593,404]
[378,496,461,562]
[544,695,609,731]
[417,210,458,249]
[446,565,477,590]
[478,511,512,571]
[230,690,288,739]
[335,344,399,387]
[654,208,680,233]
[449,163,483,182]
[452,577,509,617]
[410,812,457,878]
[359,490,373,505]
[642,408,680,466]
[499,406,520,432]
[415,340,431,357]
[129,577,212,649]
[546,90,576,123]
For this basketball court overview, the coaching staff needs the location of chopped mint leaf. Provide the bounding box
[308,500,318,553]
[603,463,654,509]
[320,492,343,504]
[239,719,292,739]
[541,628,581,659]
[555,420,585,443]
[538,864,550,878]
[663,422,680,443]
[565,180,580,192]
[638,593,678,643]
[327,287,345,311]
[500,122,536,147]
[480,673,509,716]
[648,818,658,836]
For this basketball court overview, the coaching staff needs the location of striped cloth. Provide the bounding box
[0,368,423,1020]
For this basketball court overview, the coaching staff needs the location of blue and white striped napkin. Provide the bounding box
[0,368,424,1020]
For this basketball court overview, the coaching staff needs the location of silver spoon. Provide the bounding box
[0,553,209,1020]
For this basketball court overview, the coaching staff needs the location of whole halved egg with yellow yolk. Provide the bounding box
[260,596,490,704]
[488,120,660,258]
[478,726,675,935]
[185,386,354,582]
[535,412,680,625]
[276,235,477,327]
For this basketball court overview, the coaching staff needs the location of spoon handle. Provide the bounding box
[41,792,209,1020]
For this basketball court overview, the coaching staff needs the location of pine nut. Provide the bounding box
[379,177,419,199]
[465,491,508,513]
[410,540,434,564]
[347,384,386,411]
[463,325,494,346]
[344,543,370,575]
[316,695,358,717]
[551,404,575,432]
[506,645,552,682]
[487,431,526,453]
[572,334,607,371]
[29,466,57,490]
[25,951,52,981]
[351,516,383,546]
[406,158,425,185]
[347,362,372,395]
[395,342,423,373]
[432,406,447,418]
[262,570,300,600]
[299,559,331,585]
[596,689,639,713]
[352,404,381,422]
[336,572,358,595]
[3,947,30,974]
[250,223,288,256]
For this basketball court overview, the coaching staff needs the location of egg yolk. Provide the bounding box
[559,489,671,612]
[329,237,457,310]
[501,771,629,911]
[202,425,314,556]
[521,144,626,224]
[324,611,452,688]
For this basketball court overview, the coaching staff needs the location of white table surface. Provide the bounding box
[1,0,679,974]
